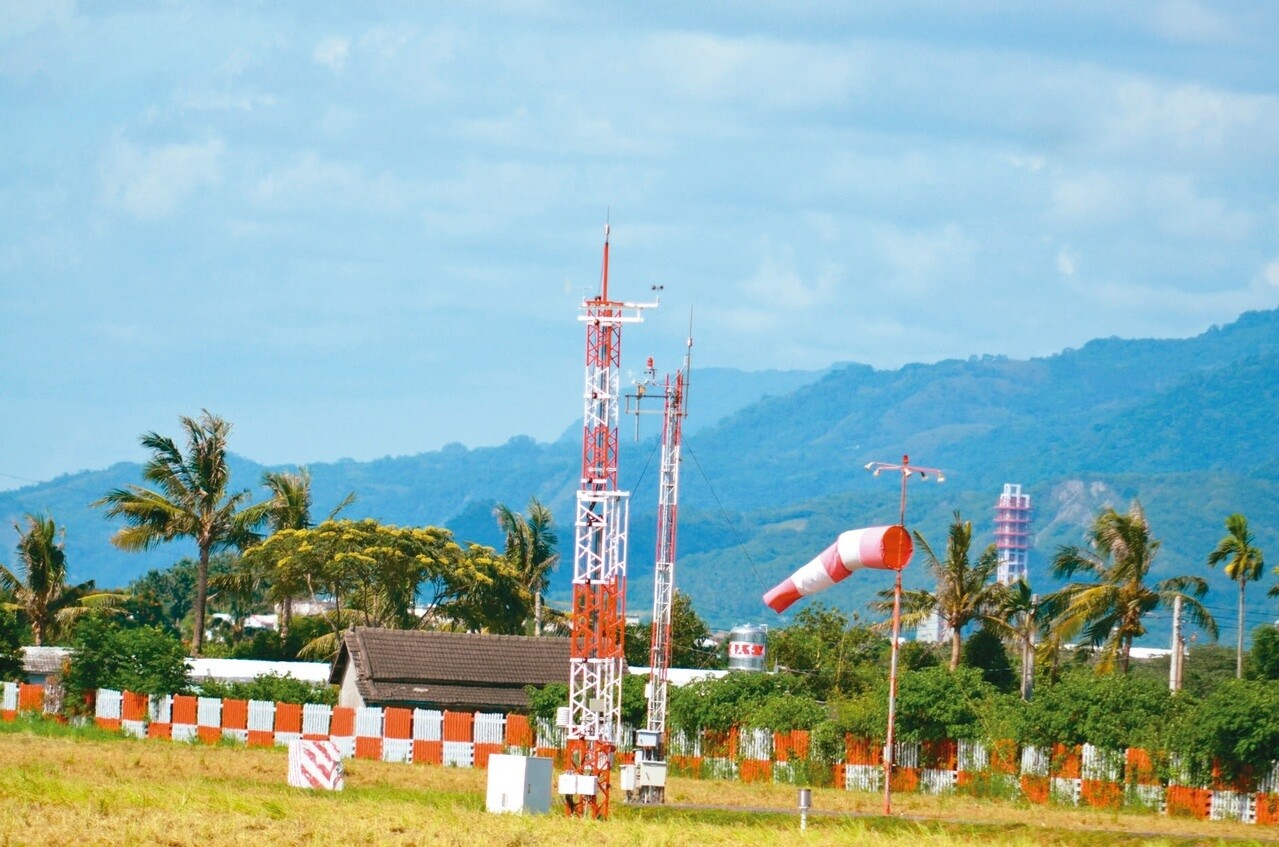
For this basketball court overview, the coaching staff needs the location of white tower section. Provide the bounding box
[994,483,1032,585]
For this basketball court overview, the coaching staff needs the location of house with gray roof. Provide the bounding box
[329,627,570,713]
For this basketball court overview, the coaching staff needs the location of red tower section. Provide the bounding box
[563,226,654,819]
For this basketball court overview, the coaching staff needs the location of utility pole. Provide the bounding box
[864,454,943,815]
[1021,594,1037,701]
[1170,594,1184,693]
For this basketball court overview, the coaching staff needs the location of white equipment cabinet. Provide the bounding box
[485,754,554,815]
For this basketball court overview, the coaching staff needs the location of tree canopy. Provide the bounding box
[93,411,261,654]
[238,518,529,658]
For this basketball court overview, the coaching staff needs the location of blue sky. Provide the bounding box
[2,1,1277,490]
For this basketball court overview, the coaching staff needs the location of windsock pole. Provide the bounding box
[865,455,944,816]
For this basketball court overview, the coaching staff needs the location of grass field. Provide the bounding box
[1,720,1275,847]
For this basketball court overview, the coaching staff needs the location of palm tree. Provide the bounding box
[243,467,354,638]
[494,498,560,635]
[1046,500,1217,673]
[0,514,122,645]
[93,411,261,655]
[1206,513,1266,679]
[986,578,1041,700]
[872,511,1003,670]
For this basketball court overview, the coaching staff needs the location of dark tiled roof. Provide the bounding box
[331,627,570,711]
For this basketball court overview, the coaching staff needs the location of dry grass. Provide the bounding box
[0,727,1274,847]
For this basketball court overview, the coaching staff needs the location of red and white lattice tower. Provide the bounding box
[994,483,1032,585]
[564,224,655,819]
[636,342,689,804]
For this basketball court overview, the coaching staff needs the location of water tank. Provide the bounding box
[727,624,768,672]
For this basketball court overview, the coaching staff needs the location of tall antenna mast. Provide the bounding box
[626,315,692,805]
[562,223,656,820]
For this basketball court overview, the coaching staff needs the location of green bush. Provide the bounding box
[0,609,23,683]
[524,682,568,724]
[668,671,813,734]
[1020,668,1174,750]
[1246,626,1279,681]
[1175,679,1279,784]
[196,672,336,705]
[64,617,190,707]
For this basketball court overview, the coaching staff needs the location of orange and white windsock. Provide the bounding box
[763,525,913,614]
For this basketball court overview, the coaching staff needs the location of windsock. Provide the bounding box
[763,525,912,614]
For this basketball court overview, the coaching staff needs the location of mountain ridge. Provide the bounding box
[2,308,1276,642]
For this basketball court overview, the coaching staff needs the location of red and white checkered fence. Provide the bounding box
[7,681,1279,826]
[1,682,15,719]
[94,688,123,730]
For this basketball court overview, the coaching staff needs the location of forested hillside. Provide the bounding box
[2,310,1276,642]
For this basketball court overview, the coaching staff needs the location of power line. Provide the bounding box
[683,438,771,602]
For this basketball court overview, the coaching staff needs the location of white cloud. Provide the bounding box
[313,36,350,72]
[1102,80,1275,155]
[1264,259,1279,289]
[99,138,225,219]
[252,153,410,214]
[177,89,277,113]
[1057,249,1077,278]
[0,0,75,40]
[872,224,978,295]
[645,31,864,110]
[742,242,838,311]
[1148,0,1239,44]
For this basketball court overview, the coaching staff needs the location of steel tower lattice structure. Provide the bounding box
[563,225,655,819]
[994,483,1032,585]
[632,340,690,805]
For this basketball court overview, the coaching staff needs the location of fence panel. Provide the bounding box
[413,709,443,741]
[95,689,123,730]
[473,712,505,745]
[302,703,332,738]
[354,707,383,738]
[1,681,17,718]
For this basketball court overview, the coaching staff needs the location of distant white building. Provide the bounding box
[186,658,331,685]
[915,610,951,645]
[995,483,1033,585]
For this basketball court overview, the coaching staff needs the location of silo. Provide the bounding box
[727,624,768,672]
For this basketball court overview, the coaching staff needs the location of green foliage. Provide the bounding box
[64,617,189,704]
[767,604,888,700]
[621,673,647,729]
[196,673,336,706]
[1046,500,1216,673]
[240,519,528,642]
[668,671,814,734]
[93,411,264,655]
[1020,668,1174,750]
[0,513,123,646]
[746,690,826,732]
[523,682,568,724]
[1246,626,1279,681]
[624,591,717,670]
[493,498,559,636]
[894,666,995,742]
[962,624,1016,693]
[1176,680,1279,783]
[0,608,23,682]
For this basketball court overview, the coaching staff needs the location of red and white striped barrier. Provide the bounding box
[287,739,344,790]
[764,525,912,614]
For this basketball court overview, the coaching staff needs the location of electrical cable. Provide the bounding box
[683,438,774,607]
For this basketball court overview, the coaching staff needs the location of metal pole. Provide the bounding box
[863,453,941,817]
[884,567,903,815]
[1170,595,1183,693]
